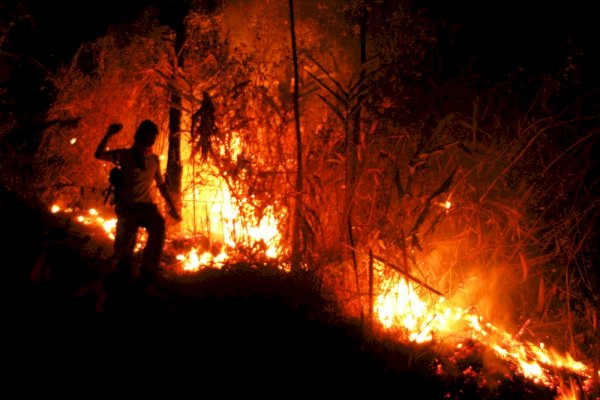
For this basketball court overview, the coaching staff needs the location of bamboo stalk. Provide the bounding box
[288,0,303,272]
[368,248,374,332]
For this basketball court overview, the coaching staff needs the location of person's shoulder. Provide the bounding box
[107,148,134,163]
[99,147,126,162]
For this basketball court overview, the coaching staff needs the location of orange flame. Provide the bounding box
[177,247,228,271]
[52,203,596,397]
[175,127,284,270]
[372,260,597,395]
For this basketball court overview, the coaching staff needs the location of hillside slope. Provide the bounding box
[0,187,557,399]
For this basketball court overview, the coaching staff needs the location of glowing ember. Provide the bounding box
[70,138,77,145]
[437,200,452,210]
[51,204,118,242]
[102,219,117,240]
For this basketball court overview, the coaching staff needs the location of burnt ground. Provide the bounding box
[0,186,559,399]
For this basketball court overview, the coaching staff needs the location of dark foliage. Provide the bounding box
[192,91,218,159]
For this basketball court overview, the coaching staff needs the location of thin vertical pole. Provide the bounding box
[289,0,303,272]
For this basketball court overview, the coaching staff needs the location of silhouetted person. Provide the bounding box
[95,120,181,290]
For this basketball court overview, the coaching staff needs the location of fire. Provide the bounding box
[49,120,286,271]
[49,203,235,264]
[556,378,585,400]
[50,203,596,396]
[50,205,123,245]
[437,199,452,210]
[49,131,285,271]
[176,247,228,271]
[102,219,117,240]
[175,127,284,270]
[373,260,598,395]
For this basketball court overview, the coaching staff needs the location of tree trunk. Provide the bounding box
[165,22,186,216]
[166,91,182,207]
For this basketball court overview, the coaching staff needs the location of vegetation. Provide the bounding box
[1,1,597,394]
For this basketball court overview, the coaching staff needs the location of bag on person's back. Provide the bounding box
[104,166,124,205]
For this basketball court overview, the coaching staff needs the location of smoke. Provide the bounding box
[421,244,524,334]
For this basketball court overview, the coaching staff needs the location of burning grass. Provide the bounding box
[39,200,597,399]
[0,185,595,399]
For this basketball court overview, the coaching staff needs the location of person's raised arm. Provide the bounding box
[95,123,123,160]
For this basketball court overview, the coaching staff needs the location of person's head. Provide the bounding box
[134,119,159,148]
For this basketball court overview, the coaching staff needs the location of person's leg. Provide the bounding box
[104,207,140,303]
[113,209,139,280]
[140,204,165,278]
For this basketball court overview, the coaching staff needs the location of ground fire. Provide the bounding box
[49,200,597,399]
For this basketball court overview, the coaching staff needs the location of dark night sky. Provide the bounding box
[7,0,154,65]
[415,1,600,85]
[5,0,600,87]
